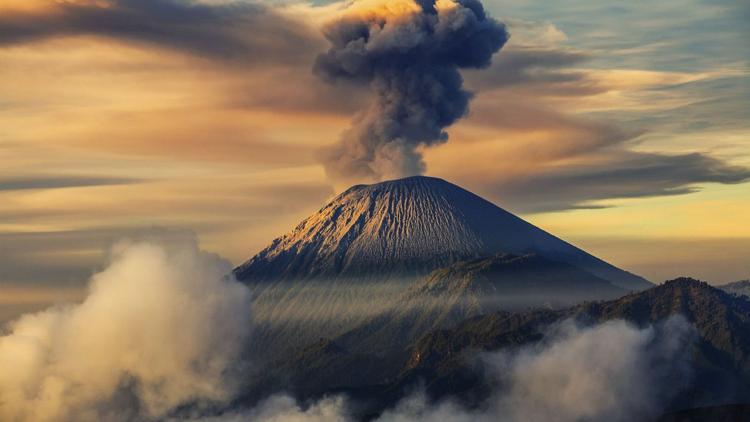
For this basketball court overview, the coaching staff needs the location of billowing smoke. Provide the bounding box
[0,240,253,422]
[314,0,508,184]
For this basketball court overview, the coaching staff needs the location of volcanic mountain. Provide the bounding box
[234,176,650,365]
[235,176,649,290]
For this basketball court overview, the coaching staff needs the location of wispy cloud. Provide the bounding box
[0,0,321,65]
[0,175,140,192]
[481,152,750,212]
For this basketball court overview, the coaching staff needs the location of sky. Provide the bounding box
[0,0,748,319]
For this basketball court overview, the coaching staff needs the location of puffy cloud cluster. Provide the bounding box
[483,317,693,422]
[314,0,507,184]
[0,240,253,422]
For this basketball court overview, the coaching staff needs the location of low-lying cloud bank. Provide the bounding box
[0,239,694,422]
[0,240,253,422]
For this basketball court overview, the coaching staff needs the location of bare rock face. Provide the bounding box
[235,176,650,290]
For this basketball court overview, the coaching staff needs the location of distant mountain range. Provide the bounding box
[720,280,750,297]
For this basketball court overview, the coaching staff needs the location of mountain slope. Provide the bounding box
[235,176,650,290]
[258,254,626,399]
[406,252,626,307]
[336,253,626,355]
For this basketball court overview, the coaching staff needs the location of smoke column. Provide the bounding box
[314,0,507,184]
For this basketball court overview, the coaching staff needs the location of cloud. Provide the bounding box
[192,395,350,422]
[0,174,334,299]
[486,151,750,212]
[479,317,694,422]
[465,47,603,96]
[0,175,140,192]
[0,0,321,66]
[430,66,750,213]
[0,239,253,422]
[3,1,743,217]
[313,0,508,185]
[0,227,200,288]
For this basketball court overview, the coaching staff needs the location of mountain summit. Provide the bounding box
[235,176,649,290]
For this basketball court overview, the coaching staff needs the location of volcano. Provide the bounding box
[235,176,649,290]
[232,177,651,365]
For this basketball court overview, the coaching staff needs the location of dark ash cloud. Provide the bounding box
[0,0,320,65]
[314,0,508,184]
[465,47,605,96]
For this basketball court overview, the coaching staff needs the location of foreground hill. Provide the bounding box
[398,278,750,409]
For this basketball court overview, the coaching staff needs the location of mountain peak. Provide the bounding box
[653,277,723,300]
[235,177,650,290]
[344,175,450,190]
[661,277,711,287]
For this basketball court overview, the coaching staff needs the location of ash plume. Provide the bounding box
[314,0,508,184]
